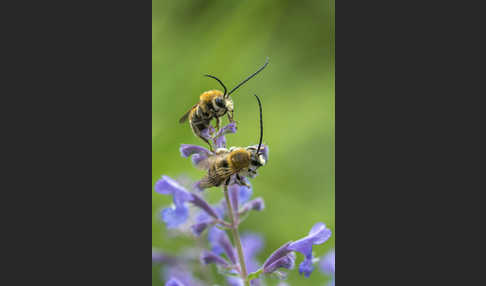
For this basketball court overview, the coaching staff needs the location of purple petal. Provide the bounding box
[288,223,331,257]
[155,176,193,206]
[190,193,219,219]
[191,153,207,165]
[263,252,296,274]
[241,233,264,272]
[213,203,226,218]
[161,205,189,228]
[227,277,244,286]
[320,249,335,275]
[192,180,204,192]
[200,250,230,267]
[287,223,331,278]
[298,258,314,278]
[308,222,332,244]
[208,227,225,255]
[163,266,202,286]
[242,197,265,212]
[214,136,226,149]
[218,230,237,264]
[228,277,261,286]
[190,221,210,236]
[152,250,176,264]
[262,242,292,271]
[241,233,264,260]
[238,184,253,204]
[201,128,212,140]
[228,184,239,215]
[214,122,237,148]
[180,144,212,158]
[165,278,185,286]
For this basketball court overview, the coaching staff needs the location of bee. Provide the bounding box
[179,58,269,151]
[195,94,267,190]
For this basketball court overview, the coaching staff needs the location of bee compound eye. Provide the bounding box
[214,97,225,108]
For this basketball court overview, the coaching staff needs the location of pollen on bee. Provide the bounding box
[200,90,224,101]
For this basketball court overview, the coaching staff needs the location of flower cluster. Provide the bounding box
[153,123,333,286]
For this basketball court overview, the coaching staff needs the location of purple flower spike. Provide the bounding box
[213,122,237,148]
[320,249,335,275]
[200,250,230,267]
[288,222,332,278]
[165,278,185,286]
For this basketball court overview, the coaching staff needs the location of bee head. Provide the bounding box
[246,146,266,167]
[213,95,226,109]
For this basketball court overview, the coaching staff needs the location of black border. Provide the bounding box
[336,0,483,284]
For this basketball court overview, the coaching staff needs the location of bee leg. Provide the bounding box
[197,130,214,152]
[224,177,231,186]
[236,174,250,188]
[228,112,238,125]
[202,137,214,152]
[215,116,221,131]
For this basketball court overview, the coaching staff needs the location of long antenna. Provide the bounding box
[253,94,263,155]
[227,57,269,97]
[203,74,227,95]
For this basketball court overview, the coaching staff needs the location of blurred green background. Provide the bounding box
[153,0,334,285]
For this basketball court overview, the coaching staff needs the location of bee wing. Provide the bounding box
[179,104,198,123]
[212,166,236,179]
[195,153,223,170]
[199,166,236,189]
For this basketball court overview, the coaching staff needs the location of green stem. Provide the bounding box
[224,185,250,286]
